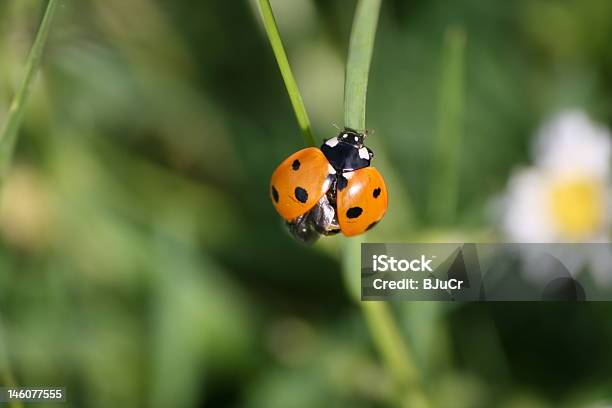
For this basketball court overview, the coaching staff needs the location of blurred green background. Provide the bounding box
[1,0,612,407]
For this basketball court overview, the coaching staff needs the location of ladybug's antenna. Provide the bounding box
[331,122,342,131]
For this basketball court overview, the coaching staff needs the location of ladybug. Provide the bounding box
[270,127,388,242]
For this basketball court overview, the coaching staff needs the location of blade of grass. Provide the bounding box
[0,3,57,407]
[427,26,466,225]
[362,302,430,408]
[343,0,380,131]
[342,1,429,407]
[256,0,316,147]
[342,237,427,408]
[0,0,58,181]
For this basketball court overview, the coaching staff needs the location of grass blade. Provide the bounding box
[0,3,58,405]
[343,0,381,130]
[256,0,316,147]
[342,1,429,407]
[0,0,58,181]
[428,26,466,225]
[361,302,430,408]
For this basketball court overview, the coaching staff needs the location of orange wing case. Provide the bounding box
[336,167,388,236]
[270,147,334,221]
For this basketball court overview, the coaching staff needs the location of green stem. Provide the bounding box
[343,1,428,407]
[0,3,57,405]
[428,26,466,224]
[0,0,58,181]
[256,0,316,147]
[344,0,380,130]
[361,303,429,408]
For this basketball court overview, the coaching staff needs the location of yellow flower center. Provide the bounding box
[549,177,604,239]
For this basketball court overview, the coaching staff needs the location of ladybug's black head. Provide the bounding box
[321,127,373,172]
[337,128,366,148]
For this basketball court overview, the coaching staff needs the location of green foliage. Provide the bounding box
[344,0,381,131]
[342,1,429,406]
[257,0,316,147]
[0,0,57,181]
[428,26,466,225]
[0,1,611,407]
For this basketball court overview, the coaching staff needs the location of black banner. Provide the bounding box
[361,244,612,301]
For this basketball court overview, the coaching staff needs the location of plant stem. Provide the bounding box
[0,3,57,405]
[428,26,466,224]
[0,0,58,182]
[343,1,428,407]
[257,0,316,147]
[344,0,380,130]
[362,302,429,408]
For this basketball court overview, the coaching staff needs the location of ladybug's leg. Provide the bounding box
[310,193,340,236]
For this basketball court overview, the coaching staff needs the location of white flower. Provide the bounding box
[534,110,611,179]
[502,109,612,243]
[499,109,612,286]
